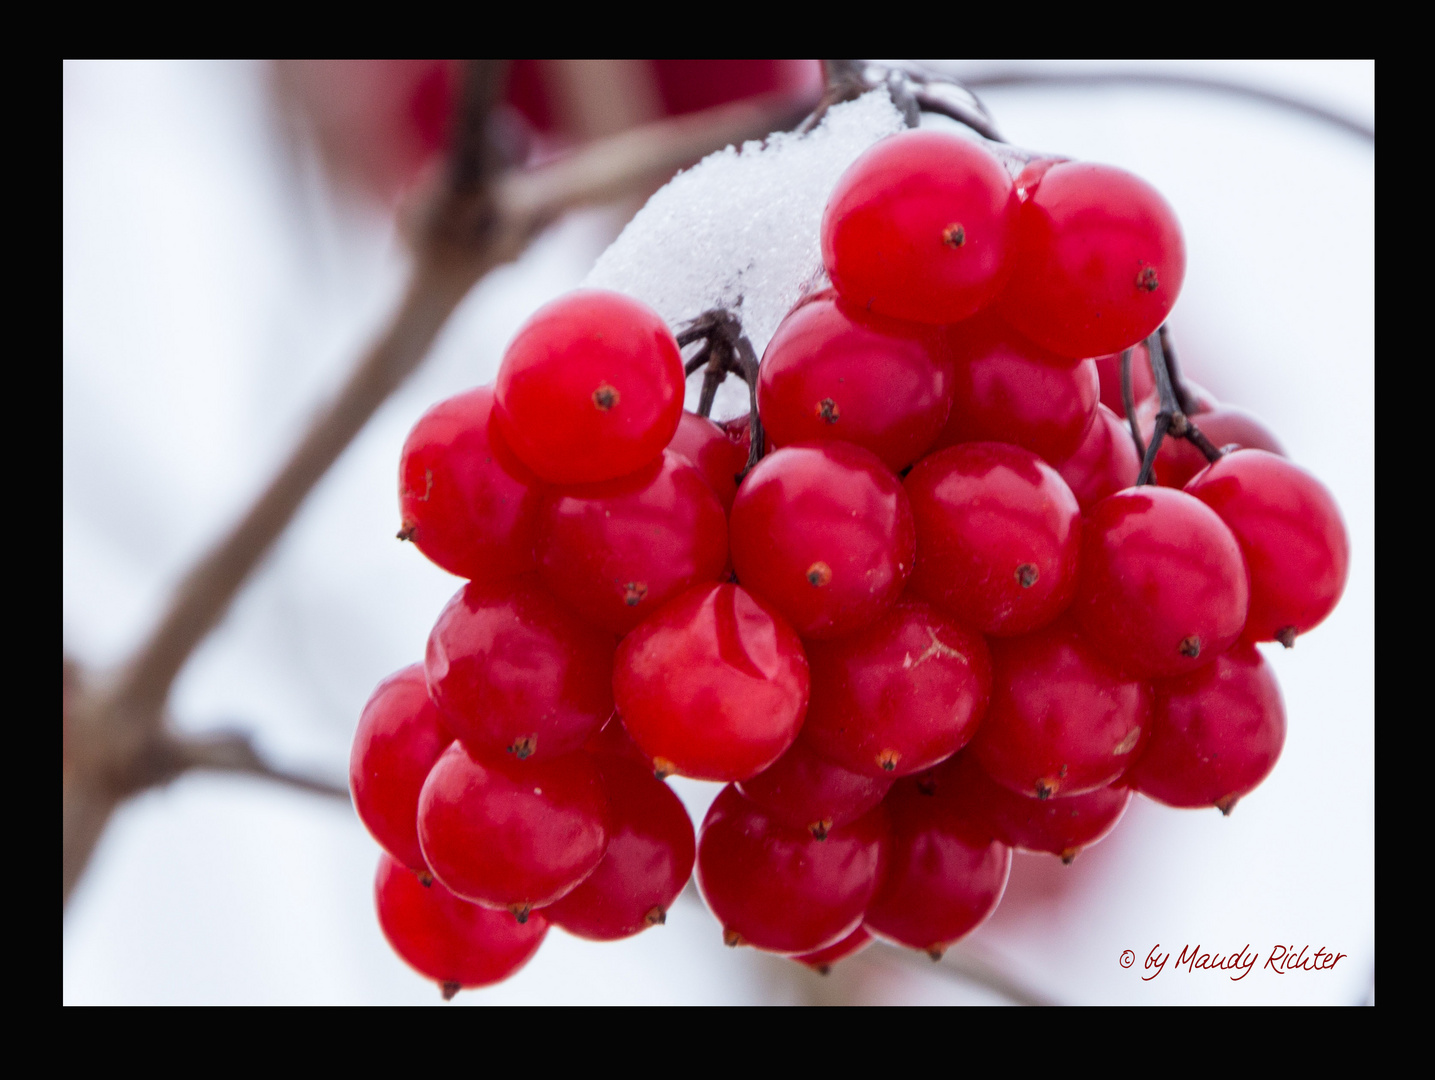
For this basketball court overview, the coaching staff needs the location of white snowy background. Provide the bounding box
[63,60,1374,1005]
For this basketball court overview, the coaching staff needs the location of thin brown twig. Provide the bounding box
[676,310,766,469]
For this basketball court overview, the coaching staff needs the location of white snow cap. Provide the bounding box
[584,89,912,421]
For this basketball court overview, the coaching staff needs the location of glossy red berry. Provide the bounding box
[1073,487,1250,678]
[736,734,894,839]
[934,751,1131,863]
[1125,642,1286,813]
[935,315,1099,464]
[822,130,1019,324]
[349,664,452,873]
[416,742,610,918]
[730,442,915,640]
[398,385,543,582]
[758,290,950,471]
[494,289,684,484]
[999,161,1187,359]
[696,785,887,955]
[1055,404,1141,511]
[536,450,729,634]
[905,442,1081,637]
[793,925,873,974]
[543,754,696,941]
[666,411,750,513]
[425,576,615,763]
[613,583,810,782]
[970,619,1151,799]
[375,853,548,998]
[864,776,1010,959]
[1185,449,1348,645]
[801,599,992,779]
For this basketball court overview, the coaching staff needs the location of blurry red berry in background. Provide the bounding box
[274,60,460,202]
[279,60,823,203]
[507,59,824,134]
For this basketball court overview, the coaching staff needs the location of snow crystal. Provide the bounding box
[583,89,910,421]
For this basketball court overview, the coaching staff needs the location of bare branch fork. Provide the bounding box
[1122,324,1225,487]
[678,310,766,476]
[62,62,817,906]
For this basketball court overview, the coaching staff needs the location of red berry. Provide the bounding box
[1055,404,1141,511]
[999,161,1186,359]
[758,291,950,471]
[397,385,542,582]
[934,751,1131,863]
[822,130,1019,324]
[1185,449,1348,645]
[736,734,894,839]
[494,290,684,484]
[864,776,1010,959]
[583,713,649,764]
[543,754,696,941]
[425,576,615,763]
[1073,487,1250,678]
[905,442,1081,637]
[793,925,873,974]
[613,583,810,782]
[666,411,750,513]
[969,619,1152,799]
[416,742,610,918]
[349,664,452,873]
[696,785,887,955]
[934,314,1099,465]
[536,450,729,635]
[730,442,915,640]
[1125,642,1286,813]
[1093,342,1154,419]
[375,853,547,997]
[801,599,992,779]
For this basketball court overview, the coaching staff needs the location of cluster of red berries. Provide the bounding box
[350,128,1350,996]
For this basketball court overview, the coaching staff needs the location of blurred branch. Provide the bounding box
[897,942,1058,1007]
[961,68,1374,143]
[63,71,814,908]
[171,732,350,801]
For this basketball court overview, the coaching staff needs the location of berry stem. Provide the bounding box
[1120,347,1146,462]
[1159,325,1197,415]
[798,61,1005,142]
[1134,326,1224,485]
[678,310,767,474]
